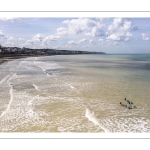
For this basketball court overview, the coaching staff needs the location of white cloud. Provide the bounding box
[92,27,104,36]
[65,45,72,49]
[106,32,109,36]
[79,38,87,43]
[33,34,45,42]
[68,40,79,45]
[141,33,150,41]
[85,26,104,37]
[90,39,96,45]
[0,30,4,39]
[125,37,130,41]
[7,36,14,40]
[3,42,15,47]
[41,43,49,48]
[22,33,61,48]
[105,41,119,46]
[58,18,105,42]
[95,18,104,22]
[63,18,97,34]
[42,36,50,45]
[98,38,104,42]
[51,35,61,41]
[25,40,35,45]
[108,18,131,32]
[126,32,132,37]
[82,45,92,48]
[22,34,45,47]
[41,35,60,47]
[43,35,60,42]
[114,42,118,45]
[57,27,68,36]
[108,18,122,31]
[0,17,21,22]
[68,38,87,45]
[107,18,132,41]
[19,38,25,41]
[106,34,120,41]
[84,32,91,37]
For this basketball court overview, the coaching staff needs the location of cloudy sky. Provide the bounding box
[0,17,150,54]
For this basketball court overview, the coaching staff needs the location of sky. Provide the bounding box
[0,17,150,54]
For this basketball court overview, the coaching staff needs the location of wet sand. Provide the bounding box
[0,57,19,65]
[0,54,48,65]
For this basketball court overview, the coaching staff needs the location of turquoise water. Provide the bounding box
[0,54,150,132]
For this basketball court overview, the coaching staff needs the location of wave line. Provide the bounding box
[85,108,109,133]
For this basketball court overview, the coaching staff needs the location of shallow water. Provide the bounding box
[0,54,150,132]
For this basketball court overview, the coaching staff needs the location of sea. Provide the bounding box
[0,54,150,132]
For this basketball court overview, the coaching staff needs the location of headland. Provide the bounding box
[0,45,105,65]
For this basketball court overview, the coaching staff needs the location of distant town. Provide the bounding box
[0,45,105,57]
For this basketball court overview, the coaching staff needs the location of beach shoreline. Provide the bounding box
[0,54,49,65]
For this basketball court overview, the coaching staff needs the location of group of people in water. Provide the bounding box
[120,98,137,109]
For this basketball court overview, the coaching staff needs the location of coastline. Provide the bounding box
[0,54,49,65]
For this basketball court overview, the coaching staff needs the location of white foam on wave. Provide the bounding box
[28,100,33,106]
[0,73,18,118]
[19,62,21,67]
[67,83,74,89]
[19,60,35,67]
[0,71,53,131]
[0,75,10,85]
[0,74,18,118]
[34,61,64,77]
[26,109,35,117]
[46,73,50,77]
[64,82,75,89]
[34,61,46,73]
[0,90,47,131]
[33,84,39,90]
[85,108,109,133]
[0,83,13,117]
[100,116,150,133]
[28,96,38,107]
[34,61,63,72]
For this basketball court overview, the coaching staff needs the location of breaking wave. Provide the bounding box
[85,108,109,132]
[0,73,18,118]
[33,84,39,90]
[0,75,11,85]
